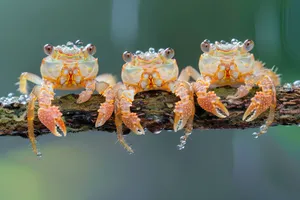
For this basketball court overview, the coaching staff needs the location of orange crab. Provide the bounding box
[113,47,195,153]
[179,39,280,137]
[18,41,116,156]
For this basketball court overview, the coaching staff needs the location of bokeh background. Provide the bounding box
[0,0,300,199]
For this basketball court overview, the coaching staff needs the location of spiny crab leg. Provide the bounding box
[37,83,67,138]
[169,80,195,150]
[27,86,41,156]
[114,84,137,153]
[95,74,117,127]
[76,80,96,104]
[192,77,229,118]
[241,75,276,137]
[170,80,195,132]
[94,83,115,127]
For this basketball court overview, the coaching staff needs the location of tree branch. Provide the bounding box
[0,86,299,138]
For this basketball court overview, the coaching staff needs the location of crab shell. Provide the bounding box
[41,43,98,90]
[199,39,258,87]
[121,49,179,90]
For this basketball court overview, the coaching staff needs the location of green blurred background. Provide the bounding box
[0,0,299,199]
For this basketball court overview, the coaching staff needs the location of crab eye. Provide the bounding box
[43,44,53,55]
[122,51,133,62]
[86,44,96,55]
[243,39,254,51]
[201,40,210,53]
[163,47,175,59]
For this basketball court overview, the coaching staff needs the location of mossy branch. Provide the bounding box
[0,86,299,138]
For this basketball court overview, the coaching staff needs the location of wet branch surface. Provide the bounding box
[0,86,299,138]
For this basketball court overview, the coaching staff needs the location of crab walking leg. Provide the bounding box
[118,86,145,135]
[226,75,255,99]
[94,74,117,127]
[242,75,276,137]
[77,80,96,104]
[37,82,67,137]
[178,66,201,82]
[18,72,43,94]
[168,80,195,148]
[114,84,135,153]
[27,86,42,155]
[169,80,195,132]
[95,82,115,127]
[192,76,229,118]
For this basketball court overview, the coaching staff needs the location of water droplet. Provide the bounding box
[293,80,300,88]
[260,125,268,134]
[158,48,164,53]
[220,40,226,44]
[252,132,258,136]
[8,93,14,97]
[66,41,74,47]
[75,40,83,46]
[254,135,259,139]
[135,50,143,55]
[166,103,173,108]
[177,144,185,150]
[149,47,155,54]
[283,83,293,92]
[185,132,192,136]
[153,130,162,134]
[37,152,42,158]
[231,38,238,44]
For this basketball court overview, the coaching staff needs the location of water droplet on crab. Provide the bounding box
[75,40,83,46]
[283,83,293,92]
[293,80,300,88]
[231,38,238,44]
[149,47,155,54]
[135,50,143,55]
[158,48,164,53]
[66,41,74,47]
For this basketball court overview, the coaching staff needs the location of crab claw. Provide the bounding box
[77,90,93,104]
[122,112,145,135]
[197,91,229,118]
[95,102,114,127]
[38,106,67,137]
[243,92,272,122]
[173,100,194,132]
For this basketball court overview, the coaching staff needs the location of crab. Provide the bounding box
[113,47,195,153]
[179,39,280,137]
[18,40,116,156]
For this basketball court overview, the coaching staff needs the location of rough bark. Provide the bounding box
[0,86,299,138]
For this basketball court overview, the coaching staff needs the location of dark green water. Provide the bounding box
[0,0,299,199]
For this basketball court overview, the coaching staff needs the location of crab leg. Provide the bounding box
[168,80,195,148]
[242,75,276,137]
[178,66,201,82]
[94,74,117,127]
[114,84,136,153]
[118,86,144,135]
[76,80,96,104]
[226,75,255,99]
[18,72,43,94]
[169,80,195,132]
[37,82,67,137]
[193,76,229,118]
[27,86,41,156]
